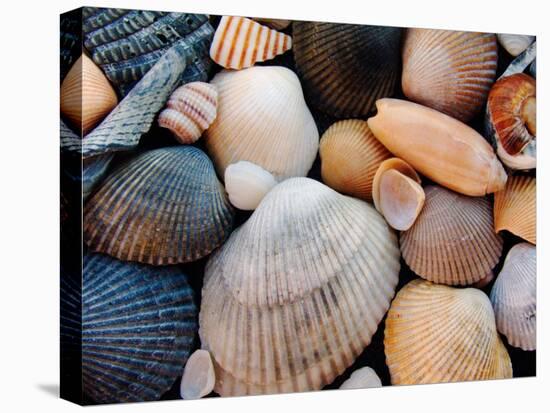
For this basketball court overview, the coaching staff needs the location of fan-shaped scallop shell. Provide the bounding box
[210,16,292,69]
[200,177,401,396]
[79,252,197,403]
[61,54,118,136]
[400,185,503,285]
[402,29,497,122]
[385,279,512,385]
[494,174,536,244]
[319,120,391,202]
[84,146,235,265]
[340,367,382,390]
[293,22,402,117]
[158,82,218,144]
[204,66,319,180]
[497,34,535,57]
[490,243,536,350]
[82,8,214,96]
[82,42,190,158]
[485,73,536,170]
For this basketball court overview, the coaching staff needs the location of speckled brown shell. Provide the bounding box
[400,185,503,285]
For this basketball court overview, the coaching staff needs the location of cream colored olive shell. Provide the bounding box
[402,29,497,122]
[204,66,319,180]
[372,158,421,211]
[224,161,277,210]
[490,243,536,350]
[494,174,536,244]
[400,185,503,285]
[340,367,382,390]
[368,98,508,196]
[384,279,513,385]
[180,350,216,400]
[210,16,292,69]
[199,177,401,396]
[158,82,218,144]
[497,34,535,57]
[60,54,118,135]
[319,120,391,202]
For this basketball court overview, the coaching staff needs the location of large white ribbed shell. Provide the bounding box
[199,178,401,396]
[204,66,319,180]
[400,185,503,285]
[384,279,513,385]
[210,16,292,69]
[490,243,536,350]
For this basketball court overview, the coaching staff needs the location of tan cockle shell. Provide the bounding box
[200,178,401,396]
[490,243,536,351]
[204,66,319,180]
[494,174,536,244]
[158,82,218,144]
[61,54,118,135]
[497,34,535,57]
[400,185,503,285]
[384,279,513,385]
[340,367,382,390]
[402,29,497,122]
[224,161,277,210]
[368,98,508,196]
[319,120,391,201]
[210,16,292,69]
[180,350,216,400]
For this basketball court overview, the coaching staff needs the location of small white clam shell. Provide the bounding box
[497,34,535,57]
[340,367,382,390]
[224,161,277,210]
[180,350,216,400]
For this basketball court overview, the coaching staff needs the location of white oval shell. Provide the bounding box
[199,177,400,396]
[340,367,382,390]
[490,243,536,350]
[224,161,277,210]
[180,349,216,400]
[497,34,535,57]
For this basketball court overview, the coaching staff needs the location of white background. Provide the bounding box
[0,0,547,411]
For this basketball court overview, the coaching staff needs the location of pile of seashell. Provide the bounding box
[60,7,536,404]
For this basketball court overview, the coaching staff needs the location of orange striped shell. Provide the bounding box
[210,16,292,70]
[158,82,218,144]
[402,29,498,122]
[494,174,536,244]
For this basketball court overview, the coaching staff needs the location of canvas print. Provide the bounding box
[60,6,536,405]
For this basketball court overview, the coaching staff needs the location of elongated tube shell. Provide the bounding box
[384,279,512,385]
[490,243,536,350]
[210,16,292,69]
[368,98,507,196]
[204,66,319,180]
[402,29,497,122]
[319,120,391,201]
[200,178,400,396]
[400,185,503,285]
[494,174,536,244]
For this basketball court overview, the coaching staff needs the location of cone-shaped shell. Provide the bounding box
[384,279,512,385]
[368,98,508,196]
[293,22,402,117]
[224,161,277,210]
[372,158,421,213]
[402,29,497,122]
[319,120,391,202]
[84,146,235,265]
[498,34,535,57]
[180,350,216,400]
[204,66,319,180]
[340,367,382,390]
[490,243,536,350]
[82,43,190,158]
[83,10,214,96]
[494,174,536,244]
[158,82,218,144]
[251,18,291,31]
[210,16,292,69]
[486,73,536,170]
[79,252,197,403]
[400,185,503,285]
[61,54,118,136]
[199,178,401,396]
